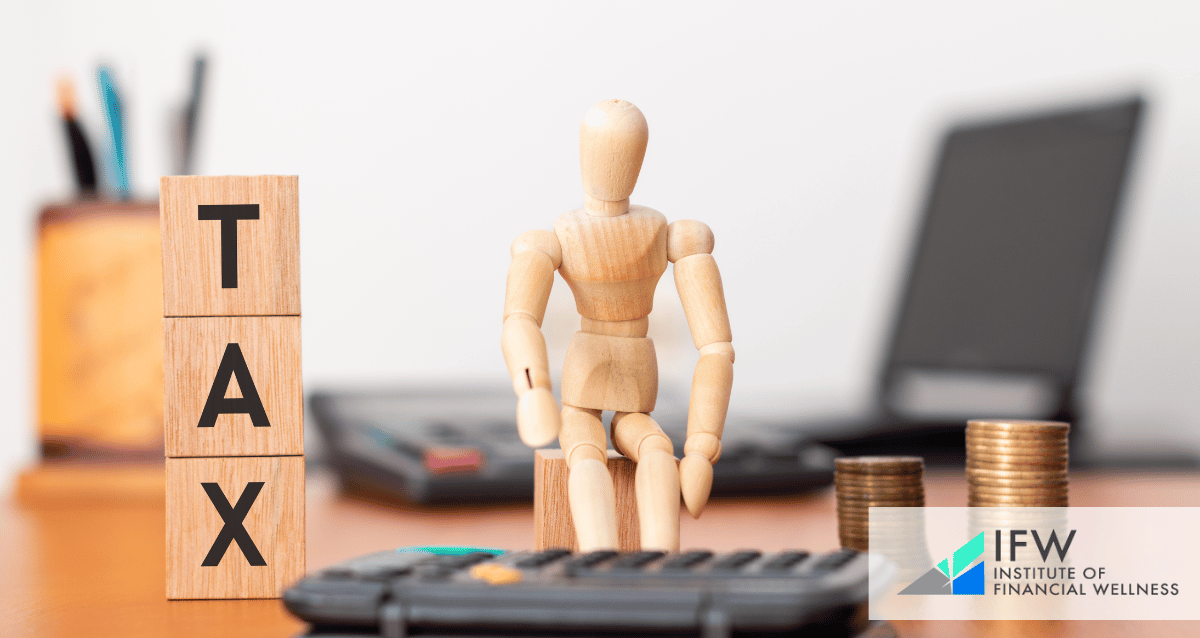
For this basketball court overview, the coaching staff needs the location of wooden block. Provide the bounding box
[166,456,304,599]
[161,175,299,317]
[534,449,639,552]
[164,316,303,457]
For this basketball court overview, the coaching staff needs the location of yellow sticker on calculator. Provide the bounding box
[469,563,523,585]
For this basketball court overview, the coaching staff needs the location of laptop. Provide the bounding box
[812,95,1150,465]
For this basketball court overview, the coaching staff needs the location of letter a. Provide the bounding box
[198,343,271,428]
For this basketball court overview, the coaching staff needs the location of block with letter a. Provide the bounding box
[162,175,303,600]
[163,315,302,457]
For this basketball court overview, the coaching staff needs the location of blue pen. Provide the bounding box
[96,66,129,198]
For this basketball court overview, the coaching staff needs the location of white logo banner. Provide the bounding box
[868,507,1200,620]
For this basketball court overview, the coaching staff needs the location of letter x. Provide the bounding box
[201,481,267,566]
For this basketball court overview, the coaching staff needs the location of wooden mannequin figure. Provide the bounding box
[502,99,733,552]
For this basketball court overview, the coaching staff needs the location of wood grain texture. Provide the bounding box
[579,99,648,203]
[673,253,731,348]
[560,331,658,413]
[503,250,555,325]
[16,462,165,505]
[666,219,714,263]
[534,449,639,552]
[554,205,667,321]
[37,202,163,454]
[161,176,299,317]
[164,316,303,457]
[166,456,304,599]
[0,469,1195,636]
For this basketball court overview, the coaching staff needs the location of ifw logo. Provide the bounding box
[899,532,985,595]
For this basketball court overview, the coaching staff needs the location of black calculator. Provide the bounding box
[310,387,837,505]
[284,546,887,638]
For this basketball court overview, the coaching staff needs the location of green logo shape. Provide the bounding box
[953,532,984,576]
[937,558,949,577]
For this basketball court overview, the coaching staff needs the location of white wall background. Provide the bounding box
[1,1,1198,486]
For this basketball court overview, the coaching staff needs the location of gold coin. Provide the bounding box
[968,475,1068,488]
[835,483,924,494]
[834,456,924,475]
[969,485,1069,497]
[969,503,1070,511]
[969,496,1069,507]
[967,459,1068,472]
[966,467,1069,481]
[964,440,1068,453]
[966,429,1068,442]
[836,486,926,498]
[965,428,1069,441]
[837,500,924,510]
[967,448,1069,461]
[835,475,925,487]
[967,420,1070,434]
[966,444,1068,455]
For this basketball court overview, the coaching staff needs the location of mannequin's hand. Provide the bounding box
[516,387,561,448]
[679,452,713,518]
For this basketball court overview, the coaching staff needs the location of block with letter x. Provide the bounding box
[166,456,304,599]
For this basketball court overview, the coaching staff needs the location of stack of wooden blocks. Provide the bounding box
[161,176,305,599]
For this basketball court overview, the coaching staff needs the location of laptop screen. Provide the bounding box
[887,98,1142,387]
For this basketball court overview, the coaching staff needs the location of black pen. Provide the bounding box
[56,76,96,193]
[179,53,207,175]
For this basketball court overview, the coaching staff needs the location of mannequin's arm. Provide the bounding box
[668,220,733,518]
[501,230,563,447]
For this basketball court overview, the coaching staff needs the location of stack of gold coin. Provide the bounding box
[835,456,925,551]
[966,420,1069,507]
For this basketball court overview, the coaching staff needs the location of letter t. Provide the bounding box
[198,204,260,288]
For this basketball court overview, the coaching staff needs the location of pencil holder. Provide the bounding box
[36,199,163,460]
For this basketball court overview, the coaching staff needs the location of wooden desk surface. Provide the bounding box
[2,468,1198,637]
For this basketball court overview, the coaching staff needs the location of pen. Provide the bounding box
[179,54,207,175]
[55,76,96,193]
[96,65,129,198]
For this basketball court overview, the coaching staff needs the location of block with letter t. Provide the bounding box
[162,175,303,600]
[161,175,299,317]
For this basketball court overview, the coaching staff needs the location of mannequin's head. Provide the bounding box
[579,99,648,202]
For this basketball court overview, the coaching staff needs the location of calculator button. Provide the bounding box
[760,551,810,572]
[469,563,524,585]
[812,549,859,571]
[710,550,762,571]
[661,550,714,571]
[610,551,666,571]
[515,549,572,568]
[422,446,484,474]
[441,552,497,569]
[566,550,618,571]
